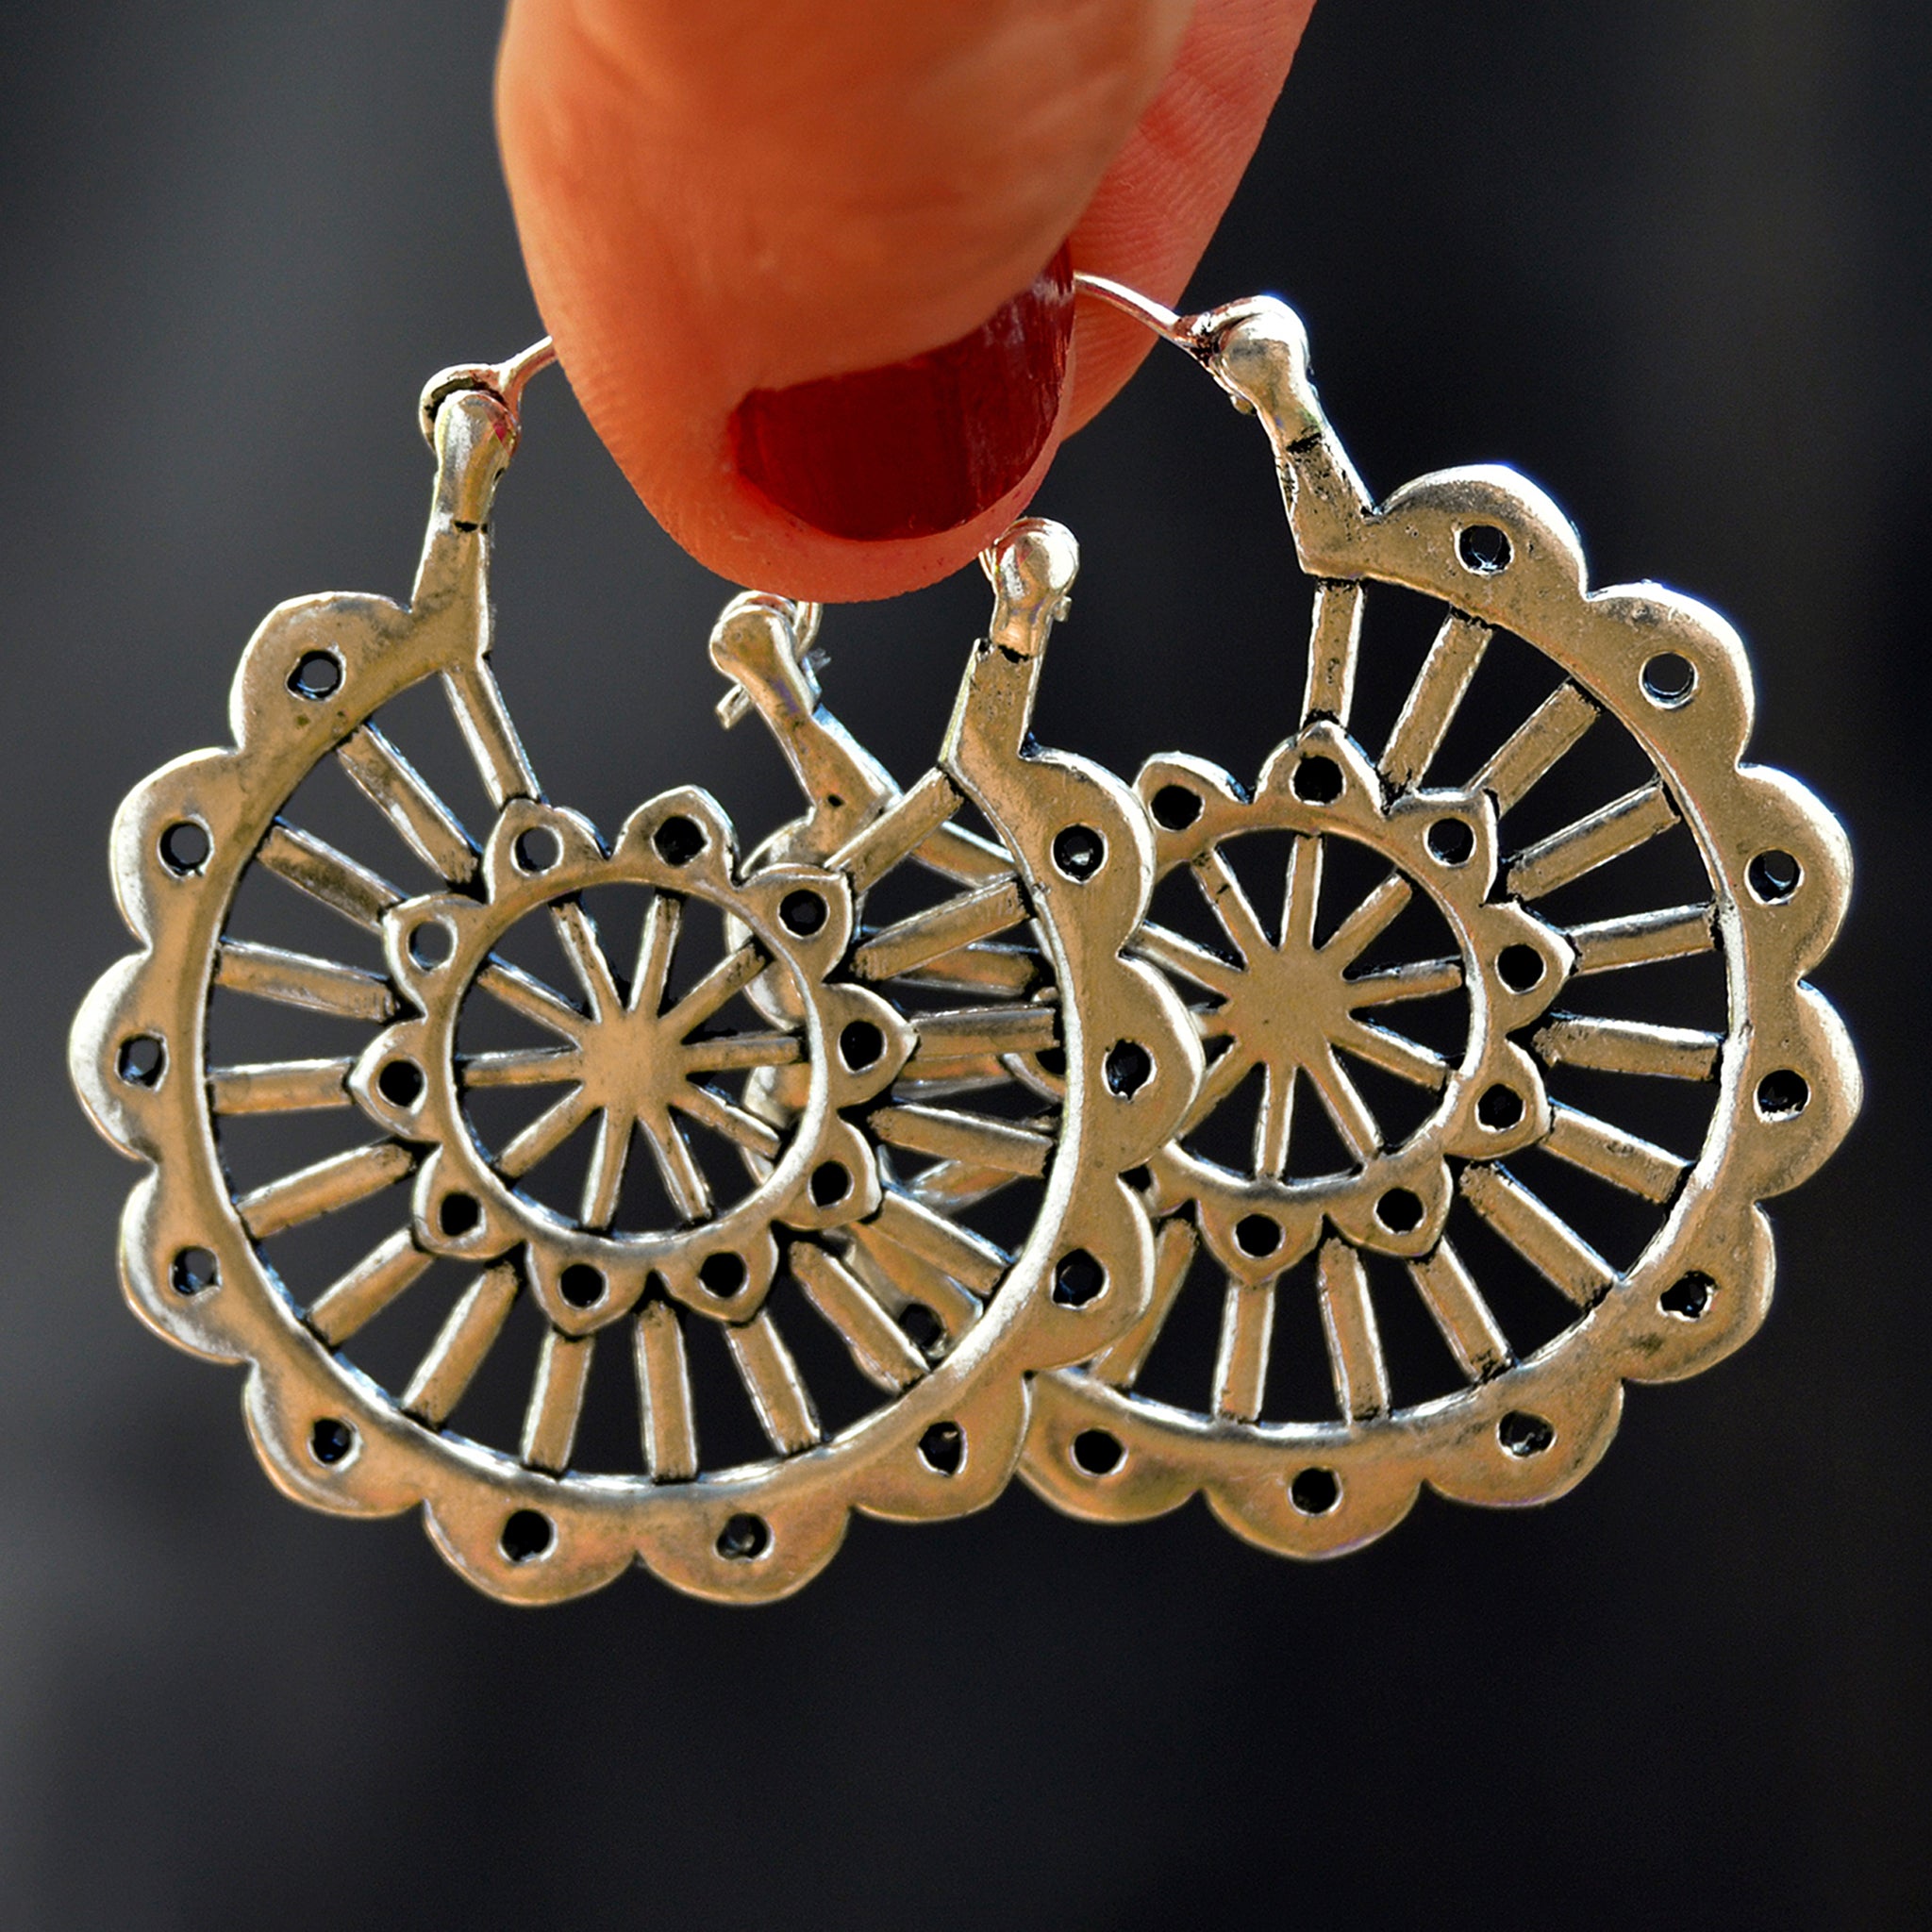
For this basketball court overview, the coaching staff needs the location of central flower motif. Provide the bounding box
[350,791,912,1334]
[1128,723,1573,1278]
[462,891,802,1234]
[1161,833,1466,1177]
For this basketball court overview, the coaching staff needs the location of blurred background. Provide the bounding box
[3,1,1925,1924]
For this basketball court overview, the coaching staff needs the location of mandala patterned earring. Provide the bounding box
[1022,282,1859,1553]
[69,342,1198,1603]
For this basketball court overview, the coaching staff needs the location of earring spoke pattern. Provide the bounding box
[1021,295,1857,1557]
[70,374,1196,1604]
[68,303,1856,1588]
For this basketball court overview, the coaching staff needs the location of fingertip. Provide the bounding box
[669,359,1077,605]
[499,0,1314,603]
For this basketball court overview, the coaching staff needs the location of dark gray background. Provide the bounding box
[4,1,1925,1924]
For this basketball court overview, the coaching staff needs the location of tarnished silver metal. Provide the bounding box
[69,353,1198,1603]
[1024,287,1860,1553]
[66,282,1860,1593]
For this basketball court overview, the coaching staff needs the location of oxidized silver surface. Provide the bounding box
[69,350,1198,1603]
[1022,290,1859,1553]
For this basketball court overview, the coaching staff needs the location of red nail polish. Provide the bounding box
[731,246,1074,542]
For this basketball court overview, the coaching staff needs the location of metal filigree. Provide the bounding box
[1022,293,1859,1554]
[70,355,1199,1604]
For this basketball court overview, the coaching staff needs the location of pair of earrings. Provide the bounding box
[71,283,1857,1603]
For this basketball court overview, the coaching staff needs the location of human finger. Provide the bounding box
[497,0,1314,600]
